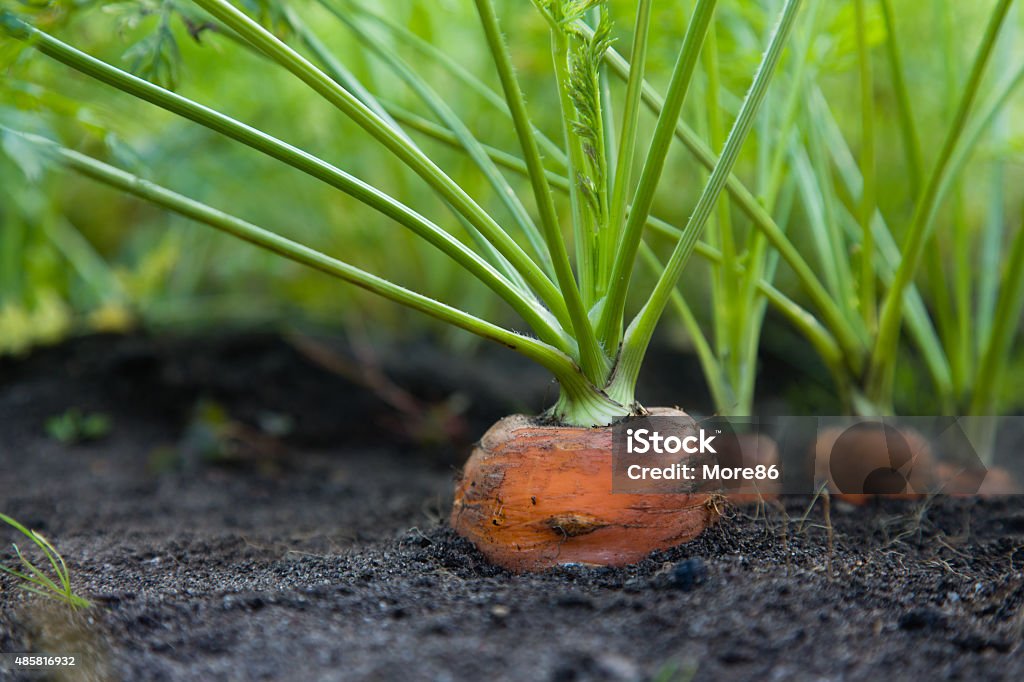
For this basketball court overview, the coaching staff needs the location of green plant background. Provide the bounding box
[2,0,1023,415]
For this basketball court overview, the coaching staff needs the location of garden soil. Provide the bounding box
[1,333,1022,681]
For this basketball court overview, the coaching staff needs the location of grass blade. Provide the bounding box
[1,513,91,609]
[2,558,62,594]
[14,545,64,595]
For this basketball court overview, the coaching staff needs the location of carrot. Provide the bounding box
[451,408,718,571]
[934,464,1021,497]
[814,424,935,504]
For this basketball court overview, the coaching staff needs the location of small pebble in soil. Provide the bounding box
[667,557,708,591]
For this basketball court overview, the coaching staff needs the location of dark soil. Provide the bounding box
[1,333,1022,681]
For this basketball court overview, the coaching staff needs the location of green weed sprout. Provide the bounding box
[45,409,113,445]
[0,513,92,610]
